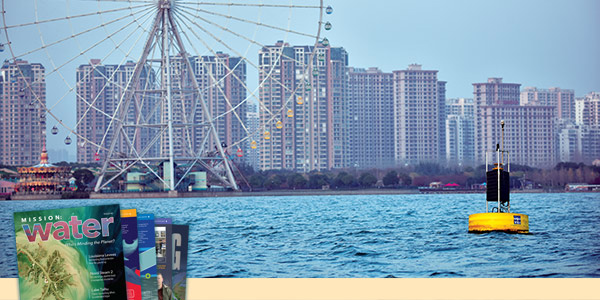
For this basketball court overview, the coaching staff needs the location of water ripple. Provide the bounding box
[0,193,599,277]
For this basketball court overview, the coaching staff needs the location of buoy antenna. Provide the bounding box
[500,120,505,164]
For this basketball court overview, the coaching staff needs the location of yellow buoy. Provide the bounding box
[250,140,257,149]
[468,213,529,233]
[264,131,270,140]
[468,120,529,234]
[275,120,283,129]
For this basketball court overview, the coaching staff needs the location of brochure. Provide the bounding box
[138,213,159,300]
[121,209,141,300]
[155,218,172,296]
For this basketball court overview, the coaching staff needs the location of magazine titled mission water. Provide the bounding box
[14,204,127,300]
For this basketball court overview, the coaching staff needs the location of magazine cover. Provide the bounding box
[155,218,172,297]
[121,209,141,300]
[171,225,189,300]
[13,204,127,300]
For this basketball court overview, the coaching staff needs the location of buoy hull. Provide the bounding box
[468,213,529,233]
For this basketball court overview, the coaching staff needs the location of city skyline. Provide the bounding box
[2,51,599,169]
[1,0,598,165]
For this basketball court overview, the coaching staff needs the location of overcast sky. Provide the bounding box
[332,0,600,97]
[2,0,599,160]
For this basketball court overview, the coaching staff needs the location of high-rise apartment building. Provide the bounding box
[446,98,475,116]
[558,123,600,164]
[161,54,246,159]
[393,64,446,166]
[520,87,575,165]
[347,67,394,169]
[189,54,247,152]
[76,60,156,163]
[563,92,600,164]
[473,78,555,168]
[445,98,475,166]
[258,41,348,172]
[580,126,600,164]
[558,123,583,163]
[521,87,575,120]
[575,92,600,126]
[77,54,246,163]
[0,60,46,166]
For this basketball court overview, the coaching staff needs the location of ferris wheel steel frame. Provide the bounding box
[94,0,239,192]
[2,0,327,193]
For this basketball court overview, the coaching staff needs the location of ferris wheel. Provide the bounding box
[1,0,332,191]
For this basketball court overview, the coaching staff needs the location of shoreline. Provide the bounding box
[90,188,420,199]
[5,188,583,201]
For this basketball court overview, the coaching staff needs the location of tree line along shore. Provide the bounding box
[3,162,598,199]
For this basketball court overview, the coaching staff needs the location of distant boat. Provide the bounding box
[468,121,529,234]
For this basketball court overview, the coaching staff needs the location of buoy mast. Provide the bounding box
[485,120,510,213]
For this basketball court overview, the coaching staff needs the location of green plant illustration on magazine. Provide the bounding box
[14,204,127,300]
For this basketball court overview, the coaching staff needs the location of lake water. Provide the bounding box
[1,193,599,277]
